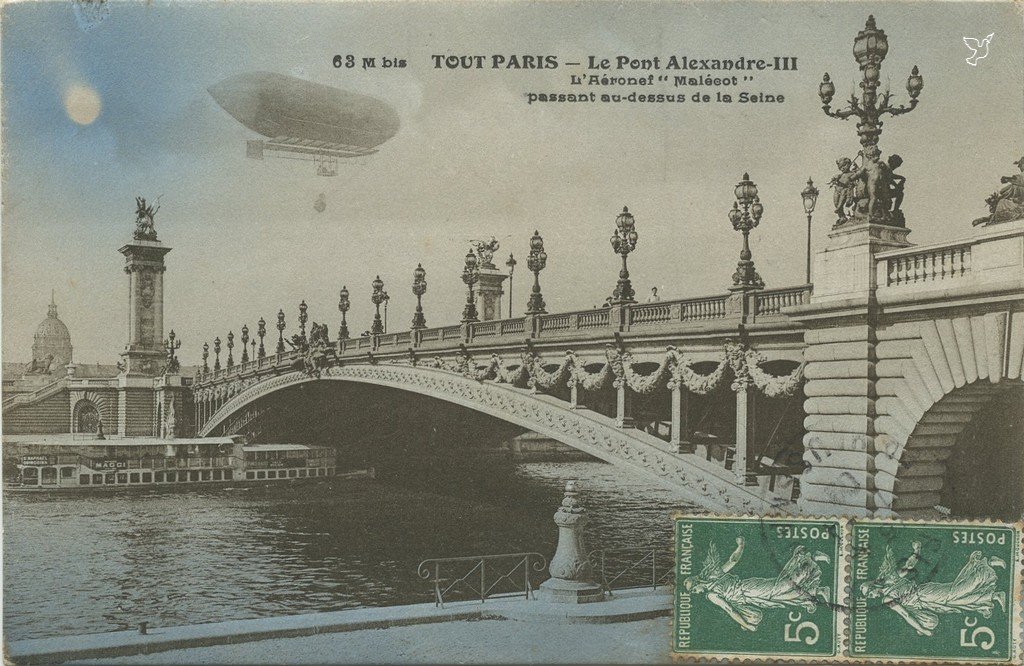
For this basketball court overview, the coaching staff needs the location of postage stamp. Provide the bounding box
[673,515,844,660]
[849,519,1022,664]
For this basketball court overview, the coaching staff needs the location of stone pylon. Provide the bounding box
[539,480,604,603]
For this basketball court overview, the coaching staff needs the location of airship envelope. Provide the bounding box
[208,71,400,155]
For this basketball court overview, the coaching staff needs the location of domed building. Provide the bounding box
[28,294,73,374]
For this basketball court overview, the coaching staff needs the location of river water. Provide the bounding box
[3,461,688,641]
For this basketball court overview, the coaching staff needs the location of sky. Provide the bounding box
[2,0,1022,365]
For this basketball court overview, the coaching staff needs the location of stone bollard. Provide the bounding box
[538,480,604,603]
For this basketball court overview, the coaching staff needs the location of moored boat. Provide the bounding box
[2,434,371,491]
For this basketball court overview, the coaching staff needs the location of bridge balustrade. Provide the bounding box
[754,286,811,316]
[884,242,972,287]
[680,294,728,320]
[875,224,1022,302]
[472,321,499,337]
[499,318,526,334]
[629,303,672,325]
[577,309,609,329]
[193,285,814,390]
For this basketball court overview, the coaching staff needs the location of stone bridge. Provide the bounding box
[192,219,1024,518]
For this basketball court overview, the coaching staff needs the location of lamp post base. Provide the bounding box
[538,578,605,604]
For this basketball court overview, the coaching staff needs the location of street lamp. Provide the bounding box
[801,178,820,284]
[411,264,428,329]
[226,330,234,368]
[163,329,181,374]
[213,336,222,371]
[819,15,922,152]
[298,300,308,343]
[240,324,250,364]
[382,290,390,333]
[201,341,210,374]
[819,16,922,226]
[729,173,765,289]
[461,250,480,323]
[257,317,266,358]
[370,275,386,335]
[276,309,286,353]
[505,253,517,319]
[609,206,638,304]
[338,286,350,340]
[526,231,547,315]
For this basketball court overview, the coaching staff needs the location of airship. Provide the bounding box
[208,71,400,176]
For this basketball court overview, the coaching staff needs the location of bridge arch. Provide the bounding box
[198,363,778,514]
[873,312,1024,517]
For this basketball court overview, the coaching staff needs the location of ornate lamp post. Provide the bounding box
[163,329,181,374]
[609,207,638,304]
[240,324,250,364]
[819,15,922,226]
[461,250,480,323]
[526,231,547,315]
[411,264,428,329]
[801,178,820,284]
[276,309,286,353]
[250,339,257,362]
[257,317,266,358]
[201,342,210,374]
[338,286,350,340]
[213,336,222,371]
[729,173,765,289]
[370,275,386,335]
[820,16,922,151]
[382,290,390,333]
[298,300,308,343]
[226,330,234,368]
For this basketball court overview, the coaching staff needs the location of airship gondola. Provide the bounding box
[208,71,400,176]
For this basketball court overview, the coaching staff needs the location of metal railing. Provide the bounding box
[417,552,548,608]
[588,547,674,596]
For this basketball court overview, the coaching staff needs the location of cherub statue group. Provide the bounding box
[830,147,906,227]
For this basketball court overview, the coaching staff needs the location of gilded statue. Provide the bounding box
[133,196,160,241]
[973,156,1024,226]
[471,236,501,268]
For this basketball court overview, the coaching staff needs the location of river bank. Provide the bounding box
[9,589,673,664]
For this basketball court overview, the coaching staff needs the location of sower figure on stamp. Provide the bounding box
[684,537,832,632]
[860,541,1007,637]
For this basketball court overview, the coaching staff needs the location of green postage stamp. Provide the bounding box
[673,515,1022,663]
[851,520,1021,664]
[674,516,844,660]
